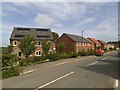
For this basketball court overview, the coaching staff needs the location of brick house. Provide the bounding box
[86,38,95,50]
[97,40,107,50]
[56,33,92,53]
[87,37,101,51]
[10,27,55,58]
[107,42,119,50]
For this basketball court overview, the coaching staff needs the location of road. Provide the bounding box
[2,51,119,89]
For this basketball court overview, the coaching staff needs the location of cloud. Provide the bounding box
[74,18,95,26]
[3,3,29,15]
[96,21,111,31]
[84,21,117,41]
[33,2,86,20]
[1,0,119,2]
[35,13,54,26]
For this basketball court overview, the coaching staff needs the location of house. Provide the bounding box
[86,38,95,50]
[107,44,115,50]
[107,41,119,50]
[10,27,55,58]
[97,40,107,50]
[87,37,101,51]
[56,33,92,53]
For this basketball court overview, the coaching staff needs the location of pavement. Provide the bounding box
[2,51,119,89]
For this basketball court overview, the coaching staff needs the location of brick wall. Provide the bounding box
[56,34,76,53]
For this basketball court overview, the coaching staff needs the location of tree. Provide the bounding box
[7,45,13,53]
[58,43,64,53]
[18,35,36,59]
[52,32,59,42]
[42,40,51,56]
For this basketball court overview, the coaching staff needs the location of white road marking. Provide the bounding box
[35,72,74,89]
[20,70,34,75]
[113,79,119,89]
[86,61,99,67]
[102,58,107,60]
[115,79,118,88]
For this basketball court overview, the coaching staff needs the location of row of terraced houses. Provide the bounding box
[10,27,115,58]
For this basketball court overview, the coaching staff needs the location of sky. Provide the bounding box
[1,0,119,47]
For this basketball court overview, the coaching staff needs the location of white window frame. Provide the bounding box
[53,47,56,50]
[35,51,41,56]
[36,41,41,46]
[18,52,22,58]
[76,42,78,46]
[79,43,81,46]
[82,43,84,46]
[49,50,52,54]
[13,41,17,46]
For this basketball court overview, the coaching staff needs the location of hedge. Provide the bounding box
[2,54,19,67]
[79,50,95,56]
[2,67,20,79]
[2,54,21,79]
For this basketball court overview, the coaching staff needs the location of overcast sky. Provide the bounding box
[1,1,119,47]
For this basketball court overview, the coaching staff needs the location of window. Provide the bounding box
[49,50,52,54]
[36,41,41,46]
[76,42,78,46]
[37,35,50,38]
[13,41,17,46]
[15,35,25,38]
[53,47,56,50]
[82,43,84,46]
[35,51,41,56]
[84,43,86,46]
[17,28,30,31]
[18,52,22,58]
[36,29,48,31]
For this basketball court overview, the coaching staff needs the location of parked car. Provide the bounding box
[95,49,103,56]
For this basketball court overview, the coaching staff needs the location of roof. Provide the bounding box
[86,38,94,44]
[97,40,107,44]
[87,38,100,44]
[10,27,54,40]
[64,33,89,43]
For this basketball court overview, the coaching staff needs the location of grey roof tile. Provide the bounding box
[10,27,53,40]
[64,33,89,43]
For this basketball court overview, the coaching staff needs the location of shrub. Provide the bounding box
[68,52,79,58]
[2,54,19,68]
[2,67,20,79]
[104,49,107,52]
[30,56,46,63]
[79,52,87,56]
[79,50,95,56]
[20,59,30,66]
[45,53,60,61]
[20,56,46,66]
[59,53,69,59]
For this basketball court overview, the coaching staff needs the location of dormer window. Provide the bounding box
[36,41,41,46]
[13,41,17,46]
